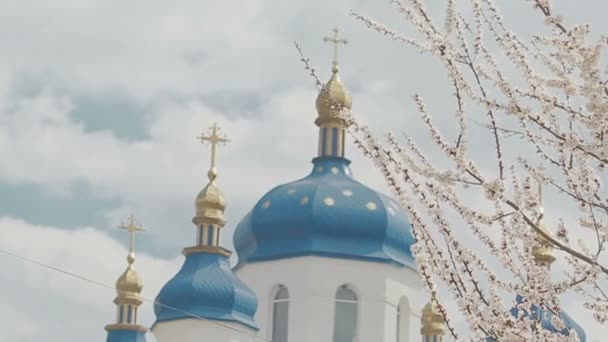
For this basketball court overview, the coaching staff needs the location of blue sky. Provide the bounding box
[0,0,606,340]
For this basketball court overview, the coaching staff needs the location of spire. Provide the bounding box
[421,302,446,341]
[105,214,147,337]
[532,182,556,268]
[324,27,348,73]
[315,27,352,159]
[185,122,232,257]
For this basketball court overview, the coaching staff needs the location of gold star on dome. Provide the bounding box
[324,197,335,206]
[287,189,296,195]
[300,196,309,205]
[342,190,353,197]
[317,166,324,173]
[331,167,339,174]
[261,200,271,209]
[366,202,377,211]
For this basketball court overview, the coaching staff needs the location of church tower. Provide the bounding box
[503,183,586,341]
[152,123,260,342]
[105,215,147,342]
[420,302,445,342]
[233,28,424,342]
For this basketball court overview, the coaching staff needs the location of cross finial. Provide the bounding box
[323,27,348,72]
[537,178,544,220]
[119,214,145,264]
[197,123,230,176]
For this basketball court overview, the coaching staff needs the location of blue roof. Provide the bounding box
[154,252,258,330]
[234,157,416,268]
[486,295,586,341]
[511,295,586,341]
[106,330,146,342]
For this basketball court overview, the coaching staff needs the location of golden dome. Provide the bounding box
[194,167,227,226]
[315,67,352,126]
[532,209,556,267]
[421,302,446,336]
[106,214,147,332]
[114,254,143,303]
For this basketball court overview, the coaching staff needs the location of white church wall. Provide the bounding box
[152,319,263,342]
[386,279,424,342]
[235,256,423,342]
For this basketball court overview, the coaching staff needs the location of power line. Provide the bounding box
[0,247,271,342]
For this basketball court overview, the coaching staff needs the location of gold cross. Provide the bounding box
[323,27,348,67]
[119,214,145,257]
[537,178,544,219]
[197,123,230,169]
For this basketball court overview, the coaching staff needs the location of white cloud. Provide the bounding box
[0,79,399,256]
[1,0,607,340]
[0,217,180,341]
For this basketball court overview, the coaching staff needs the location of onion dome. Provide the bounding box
[105,214,147,342]
[234,157,415,267]
[115,258,143,301]
[519,205,584,340]
[315,65,352,126]
[153,123,258,330]
[508,295,586,341]
[531,208,556,267]
[421,302,446,341]
[154,253,258,328]
[194,167,227,226]
[233,29,415,269]
[495,202,586,341]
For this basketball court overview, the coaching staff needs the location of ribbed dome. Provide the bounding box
[154,253,258,329]
[154,122,259,331]
[194,168,227,226]
[315,69,352,126]
[106,215,147,341]
[531,210,556,266]
[509,295,586,341]
[234,157,416,268]
[421,303,446,336]
[115,262,143,299]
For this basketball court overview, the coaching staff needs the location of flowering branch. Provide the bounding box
[297,0,608,339]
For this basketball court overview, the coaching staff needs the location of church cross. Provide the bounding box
[537,178,544,220]
[323,27,349,67]
[119,213,145,259]
[197,123,230,170]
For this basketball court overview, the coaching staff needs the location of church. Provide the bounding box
[101,29,586,342]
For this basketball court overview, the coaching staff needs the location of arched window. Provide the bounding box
[396,302,400,342]
[333,285,358,342]
[396,297,410,342]
[272,286,289,342]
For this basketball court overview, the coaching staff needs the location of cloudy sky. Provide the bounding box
[0,0,606,341]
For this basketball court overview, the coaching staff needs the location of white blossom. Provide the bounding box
[343,0,607,340]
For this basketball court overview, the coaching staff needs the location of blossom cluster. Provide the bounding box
[302,0,608,340]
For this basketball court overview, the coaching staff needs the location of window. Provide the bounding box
[333,285,358,342]
[397,297,410,342]
[272,286,289,342]
[396,303,400,342]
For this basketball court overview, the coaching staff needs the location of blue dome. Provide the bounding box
[154,252,258,330]
[485,296,586,341]
[510,295,586,341]
[106,330,146,342]
[234,157,416,268]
